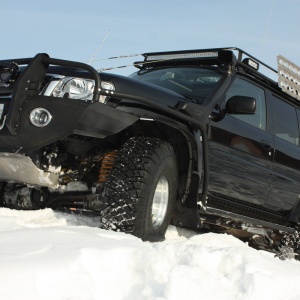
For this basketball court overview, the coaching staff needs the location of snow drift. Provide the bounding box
[0,208,299,300]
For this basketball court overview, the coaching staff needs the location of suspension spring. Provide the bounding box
[99,151,118,183]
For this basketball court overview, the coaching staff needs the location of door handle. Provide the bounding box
[261,140,273,156]
[261,140,272,150]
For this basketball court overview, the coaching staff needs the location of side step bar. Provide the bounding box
[206,206,295,234]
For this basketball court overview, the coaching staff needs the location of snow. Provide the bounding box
[0,208,300,300]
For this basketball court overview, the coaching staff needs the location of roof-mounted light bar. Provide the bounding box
[145,51,218,62]
[278,55,300,101]
[135,47,278,84]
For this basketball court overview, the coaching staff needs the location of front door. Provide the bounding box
[208,77,273,210]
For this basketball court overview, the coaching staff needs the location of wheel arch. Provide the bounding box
[126,119,202,206]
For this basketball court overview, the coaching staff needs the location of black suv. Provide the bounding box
[0,47,299,258]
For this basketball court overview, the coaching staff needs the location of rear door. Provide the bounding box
[268,94,300,216]
[208,76,274,209]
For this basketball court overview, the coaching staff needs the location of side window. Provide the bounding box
[225,78,266,130]
[271,95,299,145]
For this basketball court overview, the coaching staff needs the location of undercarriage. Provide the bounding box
[0,137,117,212]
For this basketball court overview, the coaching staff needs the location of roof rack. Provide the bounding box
[134,47,278,86]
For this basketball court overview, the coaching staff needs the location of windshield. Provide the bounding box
[130,67,223,104]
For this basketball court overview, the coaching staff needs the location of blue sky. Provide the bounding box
[2,0,299,78]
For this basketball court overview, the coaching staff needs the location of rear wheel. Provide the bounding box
[100,137,178,241]
[276,225,300,260]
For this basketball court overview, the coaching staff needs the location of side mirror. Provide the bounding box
[225,96,256,114]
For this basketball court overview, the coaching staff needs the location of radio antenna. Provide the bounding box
[88,29,111,65]
[260,0,275,57]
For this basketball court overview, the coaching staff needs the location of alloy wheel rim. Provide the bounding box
[152,176,169,228]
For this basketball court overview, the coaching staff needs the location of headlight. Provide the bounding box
[52,77,94,100]
[50,77,115,103]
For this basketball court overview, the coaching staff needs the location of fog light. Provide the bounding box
[0,70,11,83]
[0,62,19,84]
[29,108,52,127]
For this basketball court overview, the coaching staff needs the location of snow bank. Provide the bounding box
[0,208,299,300]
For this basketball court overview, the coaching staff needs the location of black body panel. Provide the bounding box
[0,95,139,153]
[270,138,300,213]
[208,115,273,210]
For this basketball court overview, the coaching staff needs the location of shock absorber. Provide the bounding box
[99,151,118,183]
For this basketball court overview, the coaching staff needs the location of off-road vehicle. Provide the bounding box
[1,47,300,257]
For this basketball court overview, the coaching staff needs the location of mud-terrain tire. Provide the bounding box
[100,137,178,241]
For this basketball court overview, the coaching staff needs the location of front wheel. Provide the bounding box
[100,137,178,241]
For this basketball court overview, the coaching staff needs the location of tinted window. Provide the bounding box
[130,67,222,104]
[271,95,299,145]
[225,78,266,130]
